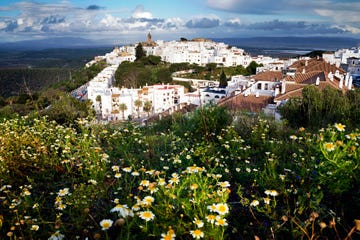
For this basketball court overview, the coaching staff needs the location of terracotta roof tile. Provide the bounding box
[253,71,283,82]
[219,94,273,112]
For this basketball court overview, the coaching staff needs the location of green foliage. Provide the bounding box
[1,106,360,239]
[135,43,146,61]
[279,86,360,130]
[219,70,228,88]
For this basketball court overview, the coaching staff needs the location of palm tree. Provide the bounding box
[119,103,127,120]
[143,101,152,117]
[134,99,142,118]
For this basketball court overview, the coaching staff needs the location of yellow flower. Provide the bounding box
[114,173,122,178]
[122,167,132,173]
[193,218,204,228]
[270,190,279,197]
[190,183,199,190]
[112,165,119,172]
[206,214,216,224]
[215,216,228,226]
[324,142,335,152]
[161,230,176,240]
[190,229,204,239]
[100,219,113,230]
[334,123,345,132]
[140,180,150,187]
[139,210,155,221]
[250,200,259,207]
[142,196,155,206]
[217,181,230,188]
[207,204,217,212]
[30,225,39,231]
[263,197,271,204]
[57,188,69,196]
[215,203,229,215]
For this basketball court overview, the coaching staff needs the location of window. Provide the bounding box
[264,83,269,90]
[257,83,262,90]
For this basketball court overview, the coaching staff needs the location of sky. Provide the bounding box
[0,0,359,44]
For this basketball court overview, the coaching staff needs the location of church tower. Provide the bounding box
[147,32,152,44]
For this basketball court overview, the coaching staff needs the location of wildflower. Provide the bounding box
[279,174,285,181]
[207,204,217,212]
[161,228,176,240]
[290,135,297,140]
[139,210,155,221]
[122,167,132,173]
[169,176,180,185]
[334,123,345,132]
[30,225,39,231]
[140,180,150,187]
[114,172,122,178]
[263,197,271,205]
[193,218,204,228]
[88,179,97,185]
[299,127,305,132]
[324,142,335,152]
[48,231,65,240]
[158,178,166,186]
[56,203,67,211]
[235,168,241,172]
[100,219,113,230]
[33,203,39,209]
[112,165,119,172]
[142,196,155,206]
[206,214,217,224]
[148,183,158,193]
[57,188,69,196]
[250,200,260,207]
[190,183,199,190]
[23,189,31,196]
[269,190,279,197]
[131,171,140,176]
[215,203,229,215]
[218,181,230,188]
[190,229,204,239]
[215,216,228,226]
[111,204,133,218]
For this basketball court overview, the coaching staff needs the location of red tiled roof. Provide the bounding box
[253,71,283,82]
[219,94,273,112]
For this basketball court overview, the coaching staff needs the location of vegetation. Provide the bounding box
[279,85,360,130]
[1,105,360,239]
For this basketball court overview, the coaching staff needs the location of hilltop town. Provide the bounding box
[79,34,360,122]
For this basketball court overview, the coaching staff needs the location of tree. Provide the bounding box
[134,99,142,118]
[119,103,128,120]
[219,70,228,88]
[143,101,152,117]
[135,43,146,61]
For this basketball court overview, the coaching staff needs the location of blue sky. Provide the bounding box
[0,0,359,43]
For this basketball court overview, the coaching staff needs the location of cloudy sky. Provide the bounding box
[0,0,359,44]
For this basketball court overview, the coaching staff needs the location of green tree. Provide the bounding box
[245,61,262,75]
[219,70,228,88]
[119,103,128,120]
[134,99,143,118]
[135,43,146,61]
[143,101,152,117]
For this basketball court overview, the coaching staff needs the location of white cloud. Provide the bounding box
[131,5,153,19]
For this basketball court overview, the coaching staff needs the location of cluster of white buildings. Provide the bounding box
[84,34,360,121]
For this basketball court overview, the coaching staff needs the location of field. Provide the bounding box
[1,106,359,239]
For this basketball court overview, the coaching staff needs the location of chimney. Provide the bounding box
[339,78,343,89]
[302,68,306,74]
[305,60,308,66]
[281,80,286,94]
[345,73,350,87]
[348,76,353,90]
[256,91,259,98]
[316,76,320,86]
[274,87,280,96]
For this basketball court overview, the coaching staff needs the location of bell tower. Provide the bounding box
[147,32,152,44]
